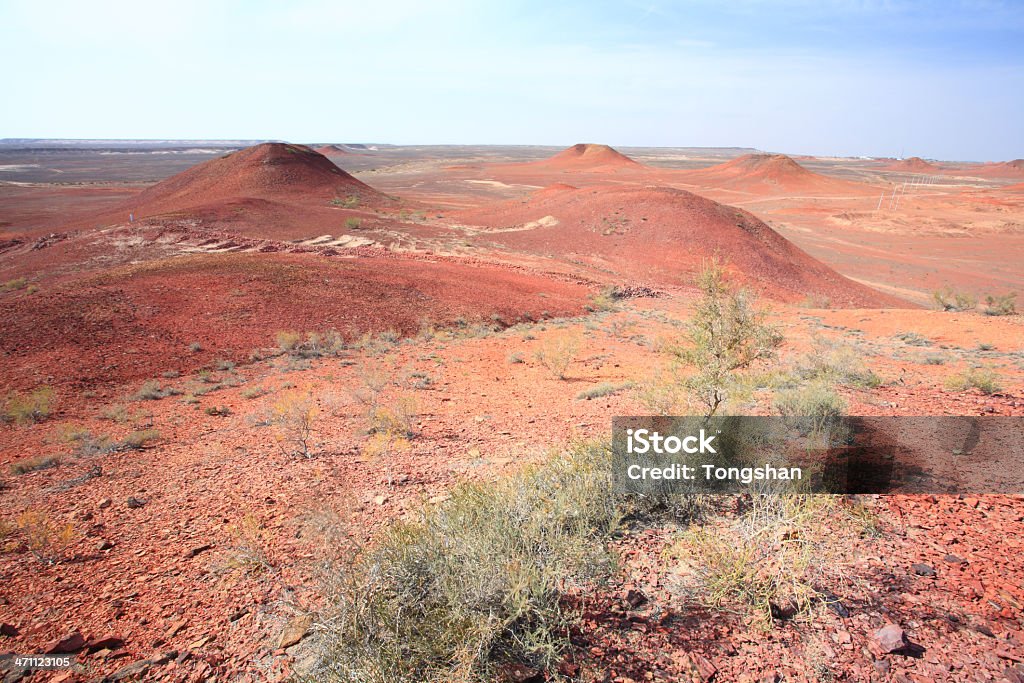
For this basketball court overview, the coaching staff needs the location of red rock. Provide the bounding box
[0,622,18,637]
[873,624,909,654]
[86,635,126,651]
[278,614,313,649]
[45,631,86,653]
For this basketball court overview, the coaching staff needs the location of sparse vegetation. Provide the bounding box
[3,386,55,425]
[673,259,781,418]
[932,287,976,312]
[345,217,362,230]
[576,381,634,401]
[534,333,581,379]
[10,454,61,475]
[311,442,619,682]
[133,380,169,401]
[1,277,29,292]
[944,366,1002,394]
[983,292,1017,316]
[16,509,76,565]
[269,390,318,458]
[794,338,882,388]
[773,380,847,434]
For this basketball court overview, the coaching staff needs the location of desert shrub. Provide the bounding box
[242,386,270,399]
[534,333,581,379]
[576,381,634,401]
[944,366,1002,394]
[118,429,160,451]
[332,195,360,209]
[369,395,418,438]
[16,509,76,564]
[507,351,525,364]
[983,292,1017,316]
[225,512,275,574]
[276,330,302,353]
[345,217,362,230]
[795,338,882,388]
[213,358,235,371]
[675,259,781,418]
[923,354,947,365]
[309,442,620,683]
[932,287,976,312]
[774,380,847,436]
[1,277,28,292]
[188,341,203,352]
[270,391,318,458]
[895,331,932,346]
[586,286,622,312]
[4,386,55,425]
[670,494,853,627]
[132,380,168,401]
[10,454,61,475]
[362,431,413,486]
[71,431,117,457]
[205,405,231,417]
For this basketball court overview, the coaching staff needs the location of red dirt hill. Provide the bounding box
[314,144,362,157]
[680,154,871,195]
[957,159,1024,179]
[531,144,642,172]
[884,157,941,172]
[124,143,385,218]
[456,185,907,307]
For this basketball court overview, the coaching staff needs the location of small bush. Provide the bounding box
[345,217,362,230]
[983,292,1017,316]
[118,429,160,451]
[534,333,581,380]
[369,395,418,438]
[276,330,302,353]
[4,386,55,425]
[576,381,634,401]
[944,367,1002,394]
[507,351,525,364]
[796,339,882,388]
[242,386,269,399]
[270,391,317,458]
[310,442,620,682]
[933,288,976,312]
[1,277,28,292]
[774,380,847,435]
[923,354,947,365]
[10,454,61,475]
[132,380,168,401]
[205,405,231,417]
[16,509,76,564]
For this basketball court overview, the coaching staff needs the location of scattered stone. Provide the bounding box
[185,543,213,559]
[873,659,891,675]
[873,624,909,654]
[278,614,313,649]
[0,623,18,637]
[98,498,112,509]
[45,631,85,654]
[943,553,968,565]
[912,563,937,576]
[86,636,125,652]
[229,607,249,622]
[373,495,388,506]
[164,620,187,639]
[625,589,648,609]
[500,662,542,683]
[104,659,152,681]
[98,540,114,551]
[126,497,146,509]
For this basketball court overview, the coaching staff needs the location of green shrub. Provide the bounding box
[345,217,362,230]
[796,339,882,388]
[533,333,580,380]
[132,380,167,401]
[310,443,620,682]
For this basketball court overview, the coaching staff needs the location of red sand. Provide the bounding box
[679,153,876,195]
[455,184,906,306]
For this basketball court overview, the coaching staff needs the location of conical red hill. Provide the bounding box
[126,143,384,218]
[883,156,940,172]
[682,153,870,194]
[541,143,641,171]
[455,185,908,307]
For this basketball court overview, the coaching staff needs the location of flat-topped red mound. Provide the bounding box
[456,185,907,307]
[883,156,941,172]
[124,143,385,218]
[680,153,871,195]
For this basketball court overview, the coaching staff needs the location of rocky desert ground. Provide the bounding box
[1,141,1023,682]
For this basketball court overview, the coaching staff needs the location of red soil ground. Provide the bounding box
[678,154,878,196]
[951,159,1024,179]
[455,184,906,306]
[0,249,589,397]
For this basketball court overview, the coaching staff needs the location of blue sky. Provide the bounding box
[1,0,1022,160]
